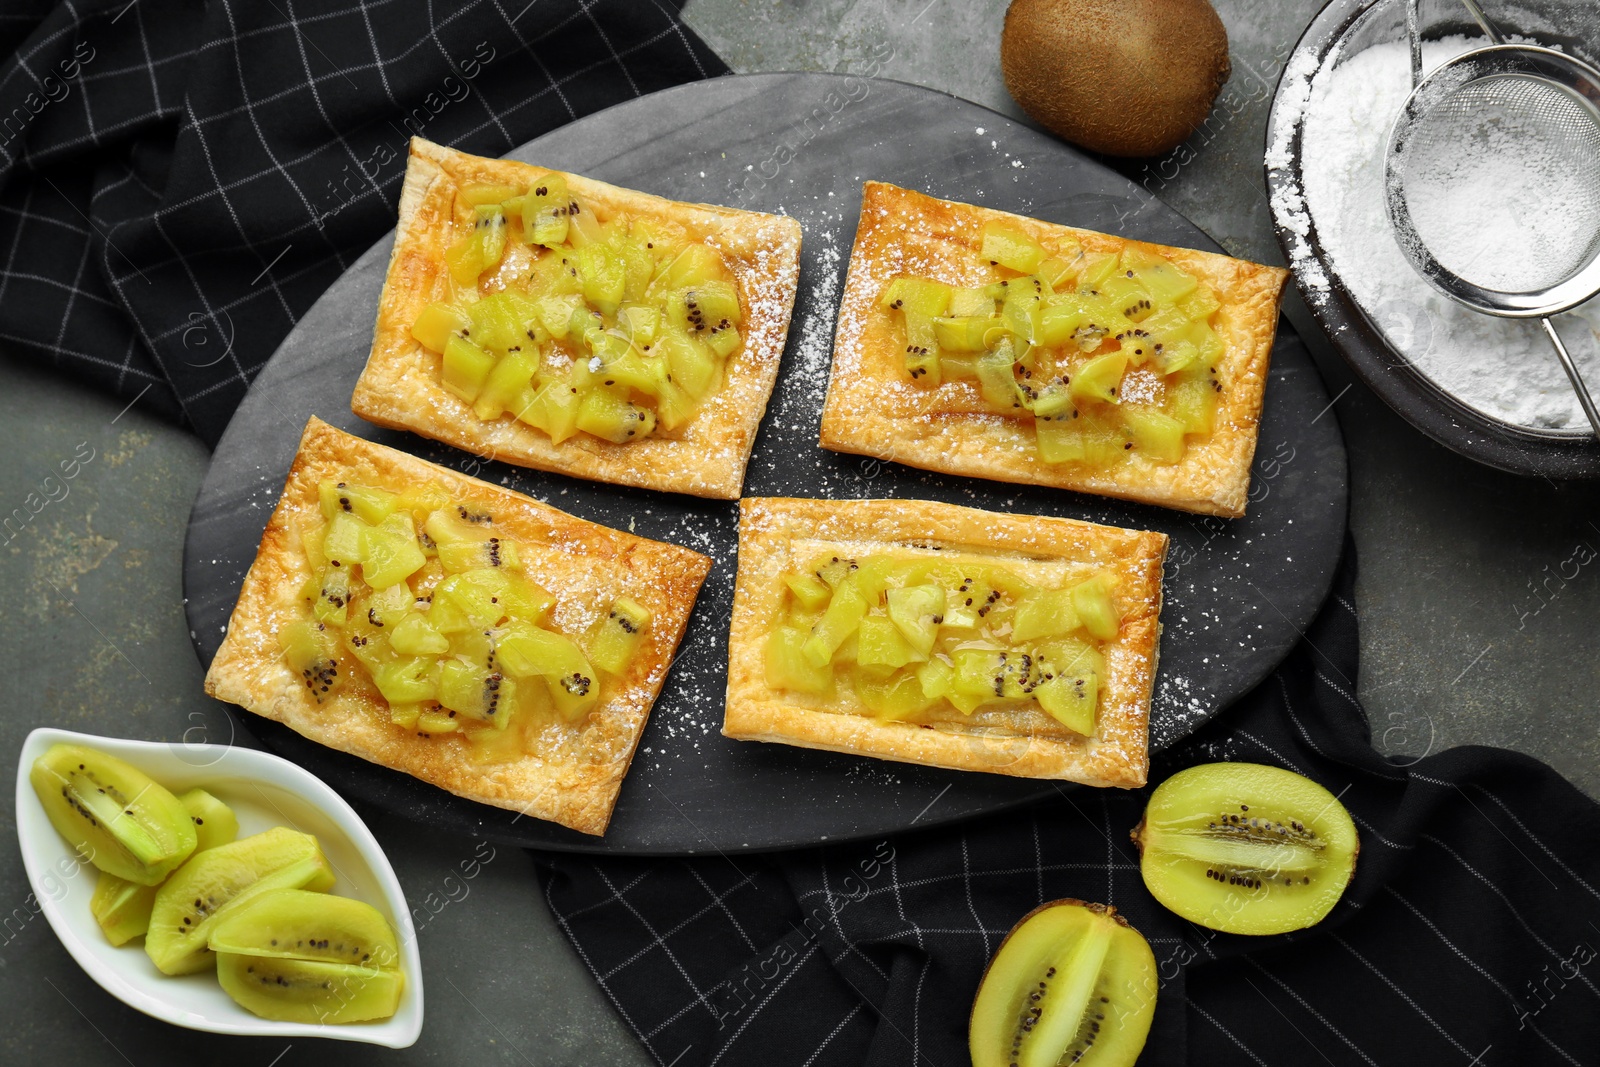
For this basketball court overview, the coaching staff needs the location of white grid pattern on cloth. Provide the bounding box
[543,772,1600,1066]
[538,557,1600,1067]
[542,870,654,1054]
[706,941,827,1067]
[1380,882,1584,1066]
[0,0,724,442]
[601,867,763,983]
[1243,956,1382,1067]
[548,856,871,1067]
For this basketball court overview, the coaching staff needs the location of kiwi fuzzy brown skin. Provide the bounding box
[1000,0,1231,158]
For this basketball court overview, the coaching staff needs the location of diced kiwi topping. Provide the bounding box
[763,555,1118,734]
[411,173,744,445]
[280,479,651,758]
[884,221,1225,468]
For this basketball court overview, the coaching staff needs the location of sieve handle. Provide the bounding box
[1541,318,1600,442]
[1458,0,1505,44]
[1406,0,1422,89]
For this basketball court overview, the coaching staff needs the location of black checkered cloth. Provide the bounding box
[0,0,724,444]
[537,542,1600,1066]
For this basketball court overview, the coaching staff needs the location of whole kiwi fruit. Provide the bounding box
[1001,0,1231,158]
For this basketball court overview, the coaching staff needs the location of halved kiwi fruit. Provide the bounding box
[970,899,1157,1067]
[1131,762,1359,935]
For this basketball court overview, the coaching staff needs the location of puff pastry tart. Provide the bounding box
[352,138,803,500]
[723,497,1167,788]
[820,182,1290,518]
[204,417,711,836]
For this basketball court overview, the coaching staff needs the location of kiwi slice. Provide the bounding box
[970,899,1156,1067]
[208,888,400,970]
[90,788,240,946]
[1131,762,1359,935]
[178,788,239,853]
[146,827,335,975]
[496,625,597,721]
[90,870,159,947]
[29,743,197,886]
[216,953,403,1024]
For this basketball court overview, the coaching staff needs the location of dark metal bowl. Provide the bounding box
[1265,0,1600,478]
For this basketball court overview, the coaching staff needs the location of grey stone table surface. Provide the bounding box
[0,1,1594,1064]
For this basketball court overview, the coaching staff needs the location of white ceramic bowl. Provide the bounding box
[15,728,423,1047]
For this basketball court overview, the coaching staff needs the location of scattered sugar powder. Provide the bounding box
[789,229,844,410]
[1298,35,1600,430]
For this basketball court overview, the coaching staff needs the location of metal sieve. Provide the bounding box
[1386,3,1600,440]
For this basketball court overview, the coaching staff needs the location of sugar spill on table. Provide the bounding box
[843,760,903,788]
[787,224,846,414]
[1289,34,1600,431]
[631,503,737,754]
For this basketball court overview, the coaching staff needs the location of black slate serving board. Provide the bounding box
[184,74,1347,854]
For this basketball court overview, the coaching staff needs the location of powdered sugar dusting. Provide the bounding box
[789,228,844,410]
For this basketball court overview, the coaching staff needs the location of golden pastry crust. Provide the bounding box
[203,417,711,836]
[723,498,1167,788]
[820,181,1289,518]
[352,137,803,500]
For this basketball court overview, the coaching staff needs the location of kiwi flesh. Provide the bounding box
[970,899,1157,1067]
[178,788,240,853]
[29,743,197,886]
[90,788,240,946]
[208,888,401,970]
[146,827,335,975]
[587,596,651,675]
[1131,762,1359,935]
[216,953,403,1024]
[1000,0,1230,158]
[90,871,159,947]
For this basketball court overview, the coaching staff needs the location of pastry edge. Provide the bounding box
[203,416,712,836]
[721,497,1165,788]
[820,181,1289,519]
[351,137,804,500]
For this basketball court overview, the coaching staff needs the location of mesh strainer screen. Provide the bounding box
[1397,73,1600,293]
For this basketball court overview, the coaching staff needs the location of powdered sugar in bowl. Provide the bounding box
[1265,0,1600,478]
